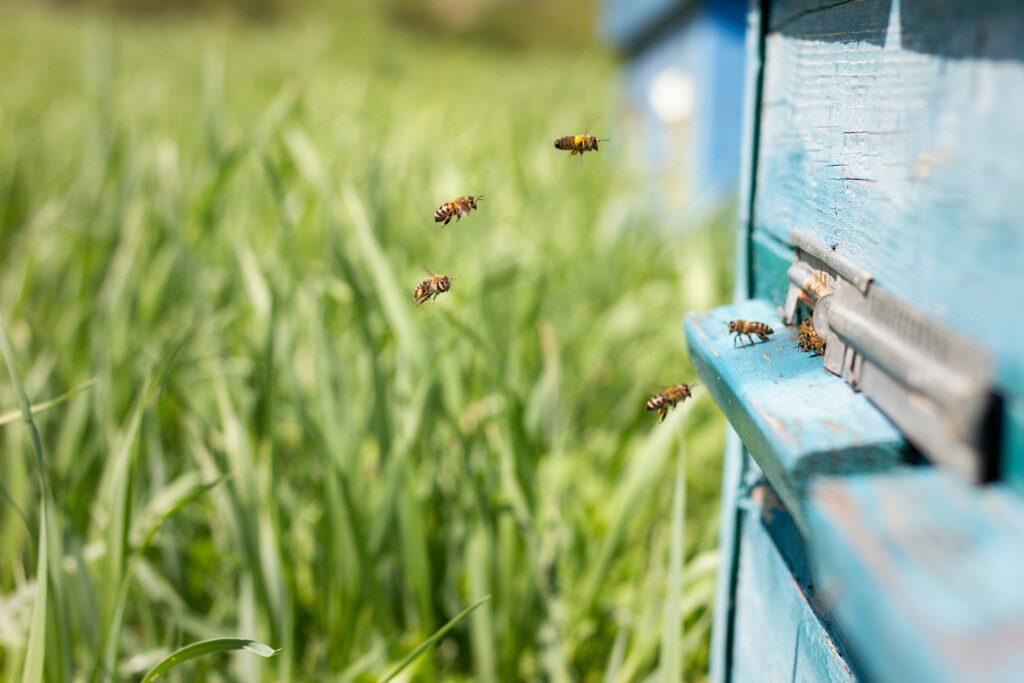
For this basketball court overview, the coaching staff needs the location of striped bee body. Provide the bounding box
[797,317,826,356]
[645,383,697,423]
[413,274,451,305]
[553,133,605,157]
[434,195,483,227]
[728,320,774,347]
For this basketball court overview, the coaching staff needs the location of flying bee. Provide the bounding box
[413,273,452,305]
[728,320,774,347]
[553,133,608,157]
[434,195,483,227]
[645,383,698,423]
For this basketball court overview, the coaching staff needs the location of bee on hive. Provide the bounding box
[413,273,452,305]
[645,383,698,423]
[434,195,483,227]
[728,320,774,347]
[553,133,607,157]
[797,317,826,356]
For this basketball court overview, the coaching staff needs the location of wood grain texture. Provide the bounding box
[684,299,906,532]
[753,0,1024,393]
[709,429,748,683]
[807,469,1024,683]
[732,482,856,682]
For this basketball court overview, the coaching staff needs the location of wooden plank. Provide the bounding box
[732,481,856,682]
[711,1,767,676]
[752,0,1024,396]
[750,230,791,306]
[1006,398,1024,487]
[807,470,1024,683]
[684,298,905,532]
[709,429,748,683]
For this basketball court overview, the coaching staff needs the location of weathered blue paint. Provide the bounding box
[709,428,747,683]
[684,299,906,531]
[709,3,767,677]
[749,230,790,305]
[732,482,855,682]
[1006,398,1024,489]
[668,0,1024,679]
[753,0,1024,397]
[807,470,1024,683]
[732,0,765,301]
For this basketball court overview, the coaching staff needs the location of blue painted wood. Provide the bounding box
[709,428,747,683]
[732,481,855,682]
[710,3,765,677]
[619,7,747,213]
[683,299,906,531]
[733,0,765,301]
[752,0,1024,399]
[806,470,1024,683]
[1006,398,1024,488]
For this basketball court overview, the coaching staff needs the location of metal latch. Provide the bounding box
[783,231,997,483]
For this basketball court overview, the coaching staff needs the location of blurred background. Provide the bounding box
[0,0,736,680]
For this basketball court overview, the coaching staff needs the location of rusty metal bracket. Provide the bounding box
[784,231,996,482]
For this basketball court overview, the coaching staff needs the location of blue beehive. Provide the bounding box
[612,0,1024,680]
[603,0,748,215]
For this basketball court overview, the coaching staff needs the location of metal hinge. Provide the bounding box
[783,231,997,483]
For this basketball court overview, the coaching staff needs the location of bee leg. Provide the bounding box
[443,216,452,227]
[658,407,667,423]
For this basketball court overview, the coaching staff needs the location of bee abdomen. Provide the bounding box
[645,396,666,412]
[554,136,574,150]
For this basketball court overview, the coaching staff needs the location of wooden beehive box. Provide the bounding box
[615,0,1024,680]
[602,0,748,214]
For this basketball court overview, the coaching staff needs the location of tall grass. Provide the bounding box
[0,5,731,681]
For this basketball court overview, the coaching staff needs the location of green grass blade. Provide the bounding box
[379,595,492,683]
[340,183,422,370]
[0,378,98,427]
[101,474,230,680]
[21,506,47,683]
[0,312,47,485]
[140,638,279,682]
[660,453,686,682]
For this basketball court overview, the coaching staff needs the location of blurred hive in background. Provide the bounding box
[603,0,748,218]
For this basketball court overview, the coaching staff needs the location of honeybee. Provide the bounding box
[434,195,483,227]
[728,320,774,346]
[553,133,608,157]
[413,273,452,305]
[797,317,826,356]
[645,383,698,423]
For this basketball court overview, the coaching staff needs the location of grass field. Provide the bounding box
[0,4,731,681]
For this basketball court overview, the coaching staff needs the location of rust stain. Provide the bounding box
[802,270,831,299]
[913,150,954,183]
[689,316,720,358]
[822,419,846,436]
[751,482,785,524]
[750,398,796,444]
